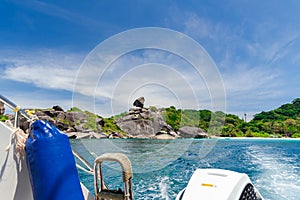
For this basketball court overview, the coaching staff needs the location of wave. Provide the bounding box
[246,145,300,200]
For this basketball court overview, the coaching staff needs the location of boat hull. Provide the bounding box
[0,121,33,200]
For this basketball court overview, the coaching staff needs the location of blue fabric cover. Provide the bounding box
[25,120,84,200]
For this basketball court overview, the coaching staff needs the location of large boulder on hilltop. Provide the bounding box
[178,126,208,138]
[52,105,64,112]
[133,97,145,108]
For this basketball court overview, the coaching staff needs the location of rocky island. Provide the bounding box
[1,97,300,139]
[5,97,207,139]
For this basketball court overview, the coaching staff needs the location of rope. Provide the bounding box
[5,119,14,128]
[15,129,27,154]
[5,127,27,156]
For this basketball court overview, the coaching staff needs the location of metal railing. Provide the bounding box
[94,153,134,200]
[0,94,32,127]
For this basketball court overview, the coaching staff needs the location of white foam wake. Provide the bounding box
[159,177,170,200]
[246,145,300,200]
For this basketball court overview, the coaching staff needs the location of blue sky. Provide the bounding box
[1,0,300,119]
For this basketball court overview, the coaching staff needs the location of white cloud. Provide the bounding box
[4,92,73,111]
[0,48,84,112]
[11,0,101,29]
[183,13,213,39]
[1,49,81,91]
[222,65,279,94]
[5,65,77,91]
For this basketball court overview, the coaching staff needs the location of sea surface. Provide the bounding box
[71,138,300,200]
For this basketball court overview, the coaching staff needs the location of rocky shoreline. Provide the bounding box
[8,103,208,139]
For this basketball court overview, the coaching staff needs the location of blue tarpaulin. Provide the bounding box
[25,120,84,200]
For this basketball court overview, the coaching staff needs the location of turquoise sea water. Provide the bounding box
[71,139,300,200]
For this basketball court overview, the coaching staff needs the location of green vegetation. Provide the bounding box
[67,107,83,112]
[162,106,224,135]
[82,110,101,132]
[68,107,124,134]
[149,106,158,112]
[0,114,8,122]
[292,133,300,138]
[102,117,125,135]
[163,106,182,131]
[113,112,128,120]
[248,98,300,138]
[161,98,300,138]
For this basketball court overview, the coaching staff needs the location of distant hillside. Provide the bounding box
[253,98,300,121]
[249,98,300,137]
[156,98,300,138]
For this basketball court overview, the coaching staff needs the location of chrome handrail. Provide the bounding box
[0,94,32,127]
